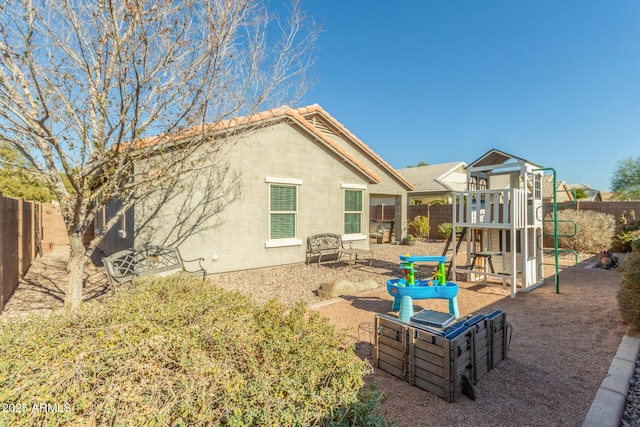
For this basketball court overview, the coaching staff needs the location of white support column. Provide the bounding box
[510,225,517,298]
[522,235,529,287]
[452,223,457,273]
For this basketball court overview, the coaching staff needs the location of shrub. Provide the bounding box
[408,215,430,238]
[617,229,640,252]
[617,251,640,334]
[437,222,462,239]
[0,277,394,426]
[544,209,616,253]
[615,210,640,252]
[438,222,453,239]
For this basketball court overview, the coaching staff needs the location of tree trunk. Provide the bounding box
[66,234,86,309]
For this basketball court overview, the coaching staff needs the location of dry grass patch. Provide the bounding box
[0,276,393,426]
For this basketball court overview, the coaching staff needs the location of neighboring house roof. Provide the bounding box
[542,176,574,201]
[566,184,603,202]
[601,191,614,201]
[135,104,414,191]
[397,162,467,193]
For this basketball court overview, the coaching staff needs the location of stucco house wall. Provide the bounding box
[98,105,413,273]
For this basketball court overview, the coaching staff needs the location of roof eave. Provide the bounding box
[297,106,415,191]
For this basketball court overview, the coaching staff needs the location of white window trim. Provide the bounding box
[265,238,303,248]
[341,183,367,190]
[266,176,303,185]
[343,187,365,236]
[267,178,301,247]
[342,234,367,242]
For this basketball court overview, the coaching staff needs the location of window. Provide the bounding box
[470,176,487,191]
[534,175,541,200]
[344,189,363,234]
[265,177,302,248]
[270,184,297,239]
[95,206,105,234]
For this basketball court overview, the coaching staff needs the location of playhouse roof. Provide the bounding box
[468,149,542,171]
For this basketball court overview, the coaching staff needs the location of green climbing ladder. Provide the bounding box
[533,168,578,294]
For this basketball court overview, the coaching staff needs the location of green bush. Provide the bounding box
[0,277,394,426]
[437,222,452,239]
[544,209,616,253]
[408,215,430,238]
[617,251,640,334]
[615,210,640,252]
[617,229,640,252]
[437,222,462,239]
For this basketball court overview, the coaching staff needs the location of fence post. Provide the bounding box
[30,201,35,260]
[18,199,23,279]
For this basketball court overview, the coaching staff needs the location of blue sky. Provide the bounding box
[297,0,640,191]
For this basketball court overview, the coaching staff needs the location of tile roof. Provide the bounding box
[397,162,467,192]
[541,175,573,200]
[134,104,414,190]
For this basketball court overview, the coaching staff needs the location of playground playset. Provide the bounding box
[447,149,576,297]
[373,149,572,402]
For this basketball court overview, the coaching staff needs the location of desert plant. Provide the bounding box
[438,222,452,239]
[0,276,393,426]
[544,209,616,253]
[404,233,416,245]
[617,229,640,252]
[437,222,462,239]
[615,210,640,252]
[617,251,640,333]
[573,188,589,199]
[408,215,430,238]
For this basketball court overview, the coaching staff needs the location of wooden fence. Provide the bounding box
[369,204,454,239]
[560,201,640,234]
[373,200,640,241]
[0,192,75,314]
[0,193,41,312]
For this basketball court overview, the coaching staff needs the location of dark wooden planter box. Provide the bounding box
[374,310,509,403]
[410,323,474,402]
[374,314,409,381]
[487,310,508,369]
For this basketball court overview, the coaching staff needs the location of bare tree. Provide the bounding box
[0,0,316,308]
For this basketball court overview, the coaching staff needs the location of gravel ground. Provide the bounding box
[623,354,640,427]
[212,240,594,308]
[213,240,448,308]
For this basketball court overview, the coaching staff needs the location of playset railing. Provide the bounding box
[452,189,527,229]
